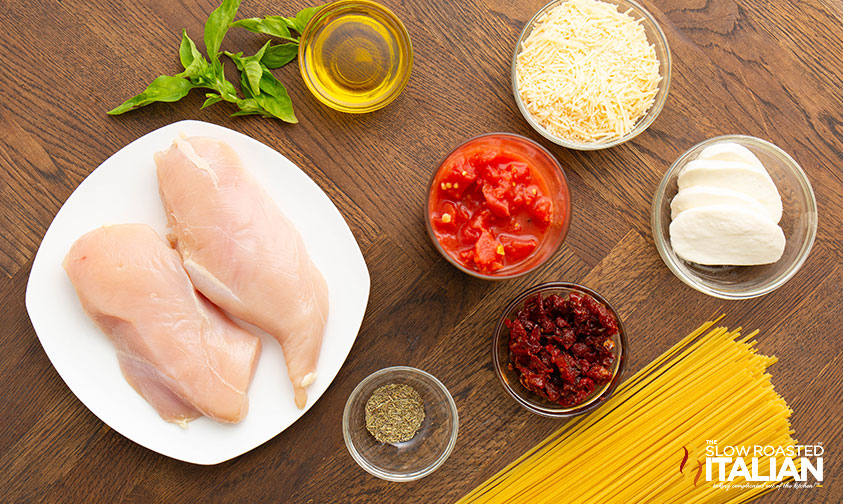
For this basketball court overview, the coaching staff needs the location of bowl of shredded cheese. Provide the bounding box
[512,0,671,150]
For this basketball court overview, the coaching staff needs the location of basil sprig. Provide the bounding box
[231,6,322,39]
[108,0,321,122]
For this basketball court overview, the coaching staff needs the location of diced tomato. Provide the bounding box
[432,201,458,233]
[509,161,530,181]
[482,261,504,272]
[519,184,538,206]
[481,182,510,217]
[474,230,499,266]
[530,196,553,226]
[499,235,538,262]
[460,226,481,244]
[472,150,500,171]
[461,208,492,244]
[429,138,563,275]
[453,157,477,183]
[439,156,477,195]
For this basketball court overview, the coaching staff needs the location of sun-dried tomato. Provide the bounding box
[507,291,619,407]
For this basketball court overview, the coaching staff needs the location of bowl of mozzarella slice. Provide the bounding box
[652,135,817,299]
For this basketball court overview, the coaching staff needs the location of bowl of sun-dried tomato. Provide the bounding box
[493,282,627,417]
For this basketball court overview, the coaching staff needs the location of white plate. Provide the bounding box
[25,120,370,465]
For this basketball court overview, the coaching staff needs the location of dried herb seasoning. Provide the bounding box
[365,383,425,444]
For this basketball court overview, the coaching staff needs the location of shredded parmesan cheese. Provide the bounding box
[516,0,662,143]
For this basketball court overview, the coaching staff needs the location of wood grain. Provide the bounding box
[0,0,841,502]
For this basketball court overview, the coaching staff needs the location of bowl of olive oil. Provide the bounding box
[298,0,413,113]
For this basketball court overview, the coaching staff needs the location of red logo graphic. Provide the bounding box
[680,446,703,487]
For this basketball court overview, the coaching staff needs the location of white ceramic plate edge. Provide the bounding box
[24,120,370,465]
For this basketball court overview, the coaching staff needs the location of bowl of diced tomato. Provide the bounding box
[426,133,571,279]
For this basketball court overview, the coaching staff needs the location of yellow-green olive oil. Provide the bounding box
[301,1,411,112]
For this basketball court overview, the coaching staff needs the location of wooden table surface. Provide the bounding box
[2,0,841,502]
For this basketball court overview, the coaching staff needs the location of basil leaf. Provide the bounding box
[279,17,299,31]
[255,93,297,123]
[226,41,271,96]
[108,75,195,115]
[109,0,315,121]
[232,98,263,117]
[202,93,224,109]
[293,5,323,33]
[243,60,263,95]
[180,30,210,79]
[205,0,241,63]
[225,53,256,99]
[230,16,295,41]
[239,71,255,99]
[256,67,286,97]
[253,40,271,61]
[262,43,298,69]
[229,64,297,122]
[273,6,322,34]
[207,59,238,101]
[255,67,297,122]
[179,30,196,69]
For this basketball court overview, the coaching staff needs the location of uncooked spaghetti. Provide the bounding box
[458,320,798,503]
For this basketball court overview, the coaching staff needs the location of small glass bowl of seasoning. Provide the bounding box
[298,0,413,113]
[342,366,459,481]
[492,282,627,417]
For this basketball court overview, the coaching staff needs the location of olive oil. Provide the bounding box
[300,1,412,113]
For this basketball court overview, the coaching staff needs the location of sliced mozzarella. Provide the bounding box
[669,205,786,265]
[698,142,764,170]
[677,159,782,223]
[670,186,769,220]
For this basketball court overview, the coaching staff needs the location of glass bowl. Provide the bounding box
[493,282,627,417]
[652,135,818,299]
[298,0,413,113]
[425,133,571,280]
[511,0,671,150]
[342,366,459,481]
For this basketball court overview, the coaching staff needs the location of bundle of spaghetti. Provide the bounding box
[458,320,798,504]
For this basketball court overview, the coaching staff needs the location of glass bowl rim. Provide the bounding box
[650,134,819,299]
[510,0,672,150]
[297,0,414,114]
[424,132,572,280]
[341,365,459,482]
[492,281,628,417]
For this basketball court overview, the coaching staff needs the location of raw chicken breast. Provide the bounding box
[63,224,261,425]
[155,137,329,409]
